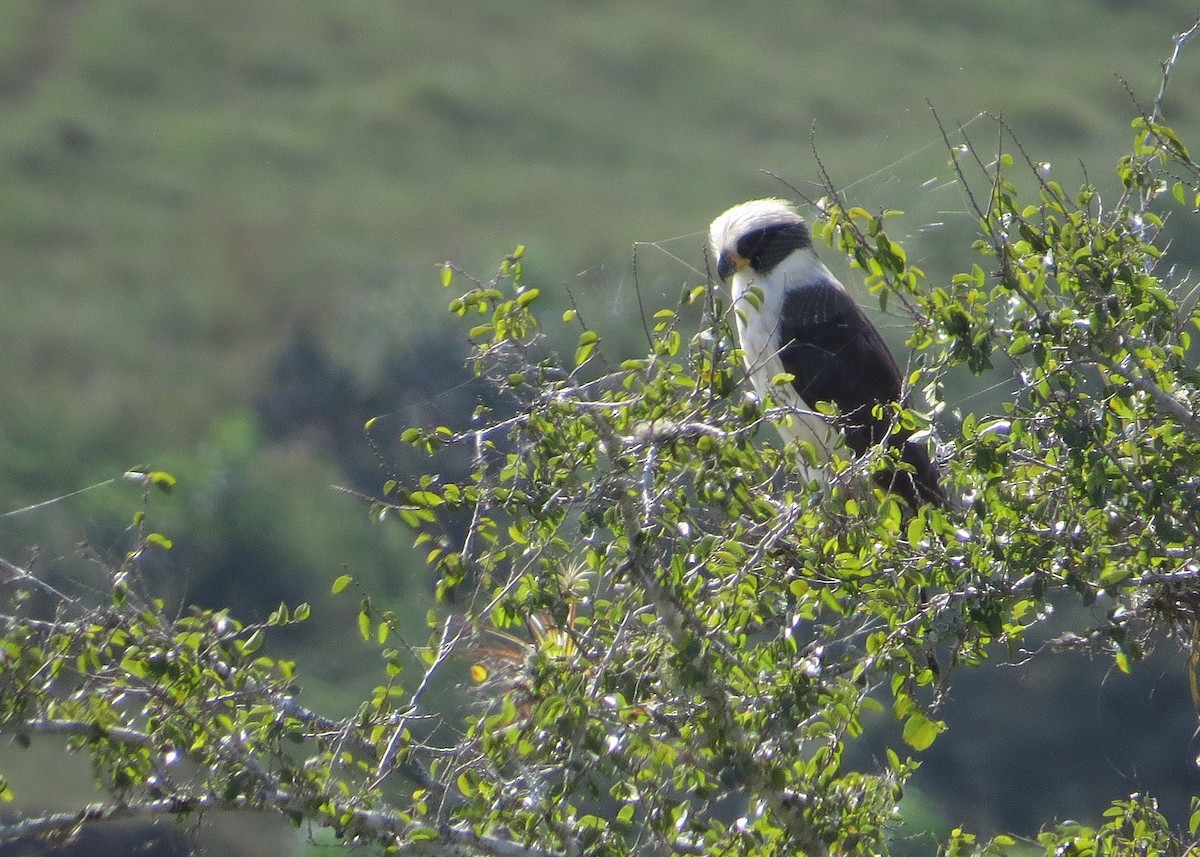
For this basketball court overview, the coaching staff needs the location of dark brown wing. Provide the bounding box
[778,280,945,508]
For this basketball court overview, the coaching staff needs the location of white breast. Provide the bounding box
[730,260,838,459]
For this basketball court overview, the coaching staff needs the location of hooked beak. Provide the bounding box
[716,251,745,281]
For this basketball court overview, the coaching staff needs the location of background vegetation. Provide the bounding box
[3,1,1200,854]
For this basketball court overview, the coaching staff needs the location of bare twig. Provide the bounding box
[1151,17,1200,123]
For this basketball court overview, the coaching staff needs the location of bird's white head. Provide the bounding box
[708,198,813,283]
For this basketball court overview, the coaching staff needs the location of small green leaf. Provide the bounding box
[358,599,372,641]
[441,264,453,287]
[409,490,443,507]
[147,471,177,492]
[906,514,925,546]
[332,575,353,594]
[575,330,600,367]
[902,710,945,751]
[409,826,439,842]
[241,629,264,655]
[120,653,149,679]
[1100,565,1132,588]
[146,532,173,550]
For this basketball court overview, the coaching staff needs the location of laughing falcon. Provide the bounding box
[709,198,945,508]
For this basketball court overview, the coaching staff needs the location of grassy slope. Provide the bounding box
[1,0,1199,850]
[2,0,1195,489]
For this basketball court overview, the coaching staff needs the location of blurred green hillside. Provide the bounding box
[2,1,1200,854]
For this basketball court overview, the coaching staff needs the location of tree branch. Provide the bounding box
[1151,16,1200,123]
[1085,346,1200,439]
[591,411,832,857]
[0,777,566,857]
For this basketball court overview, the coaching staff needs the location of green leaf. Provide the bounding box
[409,826,439,842]
[120,653,149,679]
[332,575,353,594]
[1099,565,1132,588]
[905,514,925,546]
[575,330,600,367]
[409,490,443,507]
[358,601,372,642]
[147,471,177,492]
[902,710,945,751]
[441,264,453,287]
[241,629,264,654]
[145,532,173,550]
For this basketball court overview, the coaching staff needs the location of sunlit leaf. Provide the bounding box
[145,532,173,550]
[902,711,945,751]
